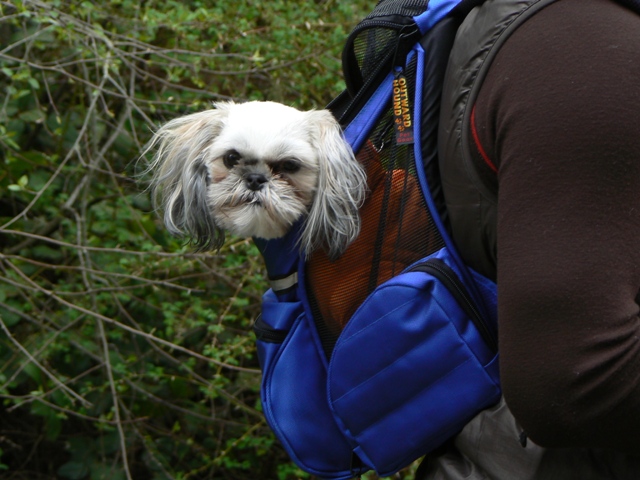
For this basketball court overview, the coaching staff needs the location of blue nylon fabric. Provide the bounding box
[254,223,301,280]
[328,249,500,476]
[257,247,500,478]
[258,292,355,479]
[356,355,500,474]
[255,290,300,371]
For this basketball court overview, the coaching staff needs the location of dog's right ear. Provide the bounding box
[140,105,231,251]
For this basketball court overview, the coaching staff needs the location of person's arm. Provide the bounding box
[473,0,640,454]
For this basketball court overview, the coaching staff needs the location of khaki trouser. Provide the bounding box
[416,398,640,480]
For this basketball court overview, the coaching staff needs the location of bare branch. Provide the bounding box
[0,314,92,407]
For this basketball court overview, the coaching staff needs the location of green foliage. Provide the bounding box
[0,0,404,478]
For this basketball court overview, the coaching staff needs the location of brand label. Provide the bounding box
[392,73,414,145]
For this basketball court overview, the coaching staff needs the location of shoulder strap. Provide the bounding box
[330,0,486,125]
[438,0,558,280]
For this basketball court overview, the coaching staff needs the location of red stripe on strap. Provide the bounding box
[471,105,497,174]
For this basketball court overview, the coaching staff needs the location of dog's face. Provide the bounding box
[142,101,366,258]
[205,102,320,240]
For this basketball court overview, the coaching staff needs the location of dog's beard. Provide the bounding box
[209,173,315,240]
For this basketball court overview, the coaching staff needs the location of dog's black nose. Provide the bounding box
[245,173,267,191]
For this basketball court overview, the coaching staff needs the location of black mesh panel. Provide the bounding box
[308,57,445,357]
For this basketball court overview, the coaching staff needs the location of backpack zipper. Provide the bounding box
[253,315,288,344]
[409,259,498,352]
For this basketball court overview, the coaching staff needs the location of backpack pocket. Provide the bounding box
[327,247,501,477]
[255,290,356,479]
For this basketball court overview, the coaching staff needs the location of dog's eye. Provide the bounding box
[273,159,301,174]
[223,150,241,169]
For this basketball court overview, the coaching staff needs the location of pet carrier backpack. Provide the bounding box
[252,0,501,478]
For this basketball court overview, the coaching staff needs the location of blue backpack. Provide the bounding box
[253,1,500,478]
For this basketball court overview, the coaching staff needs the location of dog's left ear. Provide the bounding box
[301,110,367,259]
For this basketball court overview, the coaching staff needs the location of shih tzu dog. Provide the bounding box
[142,101,366,258]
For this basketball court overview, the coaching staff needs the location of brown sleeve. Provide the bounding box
[471,0,640,454]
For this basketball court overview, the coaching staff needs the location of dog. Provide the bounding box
[141,101,367,258]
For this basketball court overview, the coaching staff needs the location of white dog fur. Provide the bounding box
[142,101,367,258]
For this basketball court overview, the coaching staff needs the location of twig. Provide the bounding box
[0,230,218,258]
[0,259,260,373]
[109,294,263,420]
[0,314,91,407]
[0,254,200,292]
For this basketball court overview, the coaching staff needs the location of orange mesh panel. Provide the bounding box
[306,139,444,335]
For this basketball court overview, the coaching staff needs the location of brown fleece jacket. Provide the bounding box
[470,0,640,454]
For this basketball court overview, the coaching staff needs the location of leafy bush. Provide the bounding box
[0,0,391,478]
